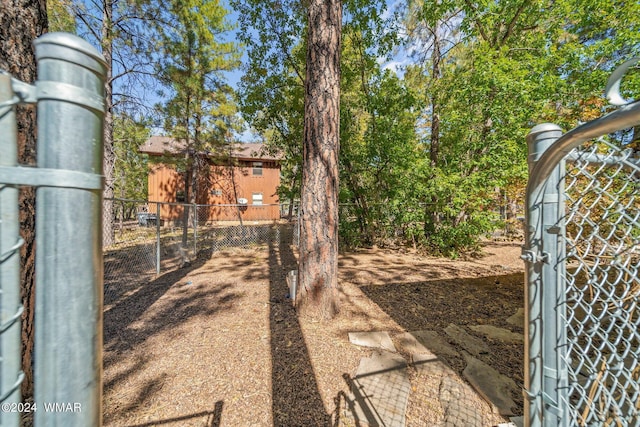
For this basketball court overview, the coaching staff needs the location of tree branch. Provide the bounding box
[500,0,531,46]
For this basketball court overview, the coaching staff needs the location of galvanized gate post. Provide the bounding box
[524,123,567,427]
[0,72,25,427]
[156,202,161,275]
[32,33,106,427]
[193,203,198,256]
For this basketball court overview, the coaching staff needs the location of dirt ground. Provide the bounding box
[103,226,525,426]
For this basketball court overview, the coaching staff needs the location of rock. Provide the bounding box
[439,375,485,427]
[469,325,524,344]
[349,331,396,352]
[396,331,436,355]
[347,350,410,427]
[444,324,489,356]
[462,355,518,416]
[412,330,460,358]
[506,308,525,328]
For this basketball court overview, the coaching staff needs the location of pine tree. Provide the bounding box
[297,0,342,319]
[0,0,48,399]
[157,0,240,246]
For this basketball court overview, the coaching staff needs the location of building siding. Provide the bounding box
[147,158,281,222]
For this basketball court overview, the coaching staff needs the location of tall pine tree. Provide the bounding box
[157,0,240,246]
[297,0,342,319]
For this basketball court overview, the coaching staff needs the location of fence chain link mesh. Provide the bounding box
[558,141,640,426]
[103,199,296,301]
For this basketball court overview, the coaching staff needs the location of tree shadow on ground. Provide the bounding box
[267,224,332,426]
[103,253,241,412]
[359,272,526,414]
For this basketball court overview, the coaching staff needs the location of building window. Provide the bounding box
[252,193,263,205]
[252,162,263,176]
[176,190,186,203]
[211,189,223,196]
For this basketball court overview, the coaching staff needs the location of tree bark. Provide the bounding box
[0,0,48,398]
[297,0,341,320]
[102,0,115,246]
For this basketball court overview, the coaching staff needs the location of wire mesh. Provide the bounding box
[557,140,640,426]
[103,199,295,301]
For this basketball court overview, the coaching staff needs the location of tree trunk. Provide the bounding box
[182,156,192,246]
[101,0,116,247]
[297,0,341,320]
[0,0,48,399]
[426,22,442,240]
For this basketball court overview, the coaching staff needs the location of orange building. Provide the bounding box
[139,136,282,222]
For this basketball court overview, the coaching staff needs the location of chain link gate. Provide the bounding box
[0,33,106,426]
[523,59,640,427]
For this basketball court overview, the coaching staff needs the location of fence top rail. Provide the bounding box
[105,198,286,208]
[565,145,640,168]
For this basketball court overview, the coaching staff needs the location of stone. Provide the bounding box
[349,331,396,352]
[409,330,460,358]
[347,350,410,427]
[462,355,518,416]
[439,375,484,427]
[395,331,434,355]
[469,325,524,344]
[444,324,489,356]
[506,308,524,328]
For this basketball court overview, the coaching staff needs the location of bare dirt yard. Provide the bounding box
[103,226,525,426]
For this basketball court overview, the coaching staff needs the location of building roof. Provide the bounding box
[139,136,280,161]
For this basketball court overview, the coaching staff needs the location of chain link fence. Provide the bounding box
[1,33,106,426]
[103,199,298,294]
[523,79,640,426]
[561,141,640,426]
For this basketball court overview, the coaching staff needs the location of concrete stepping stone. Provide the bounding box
[395,331,449,378]
[469,325,524,344]
[349,331,396,352]
[444,324,489,356]
[395,331,434,355]
[347,350,410,427]
[462,355,518,416]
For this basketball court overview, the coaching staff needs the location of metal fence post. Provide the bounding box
[193,203,198,256]
[0,72,25,427]
[156,202,161,275]
[32,33,106,427]
[524,123,565,427]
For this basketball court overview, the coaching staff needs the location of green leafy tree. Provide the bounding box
[112,114,150,223]
[399,0,636,254]
[231,0,307,215]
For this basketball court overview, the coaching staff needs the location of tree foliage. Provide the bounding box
[47,0,75,32]
[113,113,150,202]
[234,0,639,257]
[55,0,640,257]
[154,0,240,245]
[65,0,240,245]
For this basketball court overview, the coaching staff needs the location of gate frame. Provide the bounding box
[523,59,640,427]
[0,32,106,427]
